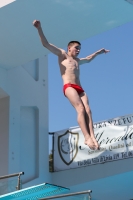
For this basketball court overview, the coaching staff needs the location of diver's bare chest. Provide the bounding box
[62,58,78,67]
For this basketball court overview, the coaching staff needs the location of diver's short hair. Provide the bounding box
[67,41,81,47]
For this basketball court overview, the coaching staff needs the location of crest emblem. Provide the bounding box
[58,130,79,165]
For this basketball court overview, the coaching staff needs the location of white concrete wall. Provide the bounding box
[0,55,51,188]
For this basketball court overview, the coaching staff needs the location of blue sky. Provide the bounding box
[48,21,133,150]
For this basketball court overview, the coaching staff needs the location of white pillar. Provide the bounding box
[0,55,51,188]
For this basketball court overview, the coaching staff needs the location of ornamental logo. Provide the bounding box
[58,130,79,165]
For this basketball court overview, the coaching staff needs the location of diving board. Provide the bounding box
[0,183,69,200]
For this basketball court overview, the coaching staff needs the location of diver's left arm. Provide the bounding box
[79,48,110,65]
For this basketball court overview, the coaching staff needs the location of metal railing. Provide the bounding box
[0,172,24,191]
[40,190,92,200]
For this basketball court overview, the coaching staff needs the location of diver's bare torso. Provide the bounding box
[58,51,81,86]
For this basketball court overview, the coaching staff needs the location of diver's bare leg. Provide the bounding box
[65,87,96,149]
[80,92,100,149]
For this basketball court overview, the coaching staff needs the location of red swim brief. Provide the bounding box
[63,83,84,96]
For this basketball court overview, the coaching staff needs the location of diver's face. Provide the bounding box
[68,43,81,57]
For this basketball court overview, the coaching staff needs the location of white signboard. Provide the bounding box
[53,114,133,171]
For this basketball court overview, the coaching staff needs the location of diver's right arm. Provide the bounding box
[33,20,64,56]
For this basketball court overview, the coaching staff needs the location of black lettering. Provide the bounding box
[125,128,133,140]
[121,152,127,158]
[126,128,133,140]
[128,151,133,157]
[127,117,132,123]
[97,132,104,143]
[79,161,84,166]
[105,155,112,161]
[103,122,106,127]
[95,133,99,139]
[98,123,103,128]
[92,158,99,164]
[105,137,111,144]
[108,121,112,125]
[121,133,128,140]
[113,153,119,159]
[109,138,116,143]
[118,119,122,125]
[100,156,105,162]
[126,142,131,147]
[108,155,113,161]
[129,132,133,139]
[86,159,91,165]
[113,120,117,125]
[99,139,106,145]
[78,159,92,166]
[84,160,87,165]
[114,136,123,142]
[123,118,126,124]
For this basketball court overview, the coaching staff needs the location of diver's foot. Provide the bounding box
[91,136,100,150]
[84,137,96,150]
